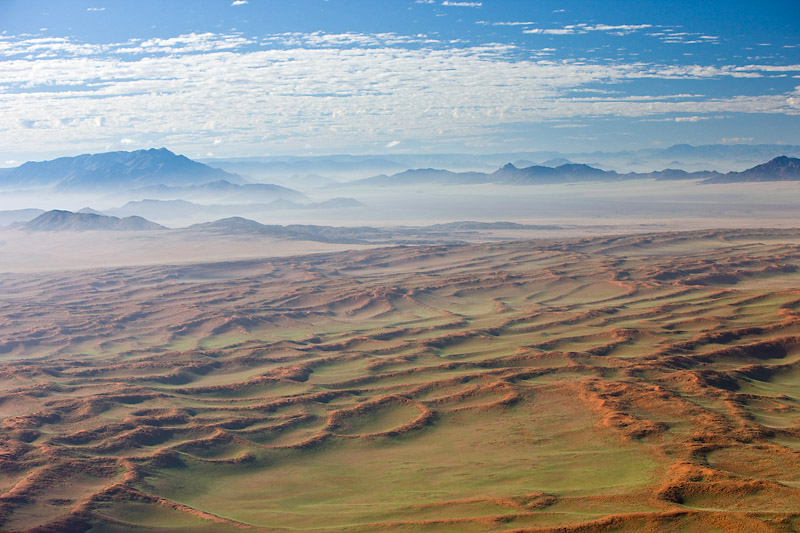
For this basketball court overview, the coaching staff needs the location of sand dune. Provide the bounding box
[1,228,800,531]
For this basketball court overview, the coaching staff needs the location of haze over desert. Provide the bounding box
[1,0,799,531]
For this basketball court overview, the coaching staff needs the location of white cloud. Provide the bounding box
[523,23,652,37]
[86,7,105,12]
[385,140,400,148]
[119,138,135,145]
[442,1,481,6]
[721,137,754,143]
[582,24,652,32]
[0,31,797,155]
[524,28,575,35]
[231,0,248,5]
[482,21,536,26]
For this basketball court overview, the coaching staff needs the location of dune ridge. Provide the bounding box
[1,228,800,531]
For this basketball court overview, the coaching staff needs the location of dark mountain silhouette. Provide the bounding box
[0,148,244,190]
[24,210,165,231]
[702,156,800,183]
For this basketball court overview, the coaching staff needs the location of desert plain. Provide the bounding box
[1,227,800,531]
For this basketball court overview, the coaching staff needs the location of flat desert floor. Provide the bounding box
[1,229,800,531]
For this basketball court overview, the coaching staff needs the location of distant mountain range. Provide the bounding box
[9,210,561,244]
[0,148,244,191]
[3,148,797,194]
[341,156,800,187]
[702,156,800,183]
[0,208,45,226]
[0,197,365,228]
[22,210,165,231]
[203,143,800,178]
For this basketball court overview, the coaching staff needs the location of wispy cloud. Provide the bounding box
[231,0,248,5]
[485,21,536,26]
[524,23,652,36]
[86,7,105,12]
[524,28,575,35]
[649,29,719,44]
[442,1,482,7]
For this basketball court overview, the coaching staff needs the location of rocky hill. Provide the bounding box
[24,210,165,231]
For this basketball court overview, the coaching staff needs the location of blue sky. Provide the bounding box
[0,0,798,163]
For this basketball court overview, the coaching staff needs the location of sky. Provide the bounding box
[0,0,798,164]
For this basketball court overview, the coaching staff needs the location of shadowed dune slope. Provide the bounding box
[1,228,800,531]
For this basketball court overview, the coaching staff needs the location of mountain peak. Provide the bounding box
[24,210,165,231]
[702,155,800,183]
[0,148,243,190]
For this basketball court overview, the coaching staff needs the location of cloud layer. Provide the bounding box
[0,30,798,156]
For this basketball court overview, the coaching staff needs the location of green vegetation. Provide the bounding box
[1,228,799,531]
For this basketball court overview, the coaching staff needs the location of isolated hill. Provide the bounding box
[309,198,364,209]
[350,168,489,187]
[185,217,372,243]
[77,207,104,215]
[645,169,722,181]
[261,198,364,210]
[427,221,562,231]
[492,162,615,184]
[0,148,244,191]
[186,217,274,235]
[541,157,574,167]
[104,199,207,219]
[183,217,566,245]
[129,179,307,203]
[702,156,800,183]
[290,173,338,188]
[0,208,45,226]
[23,210,165,231]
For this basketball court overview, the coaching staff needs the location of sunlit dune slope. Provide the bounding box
[1,228,800,531]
